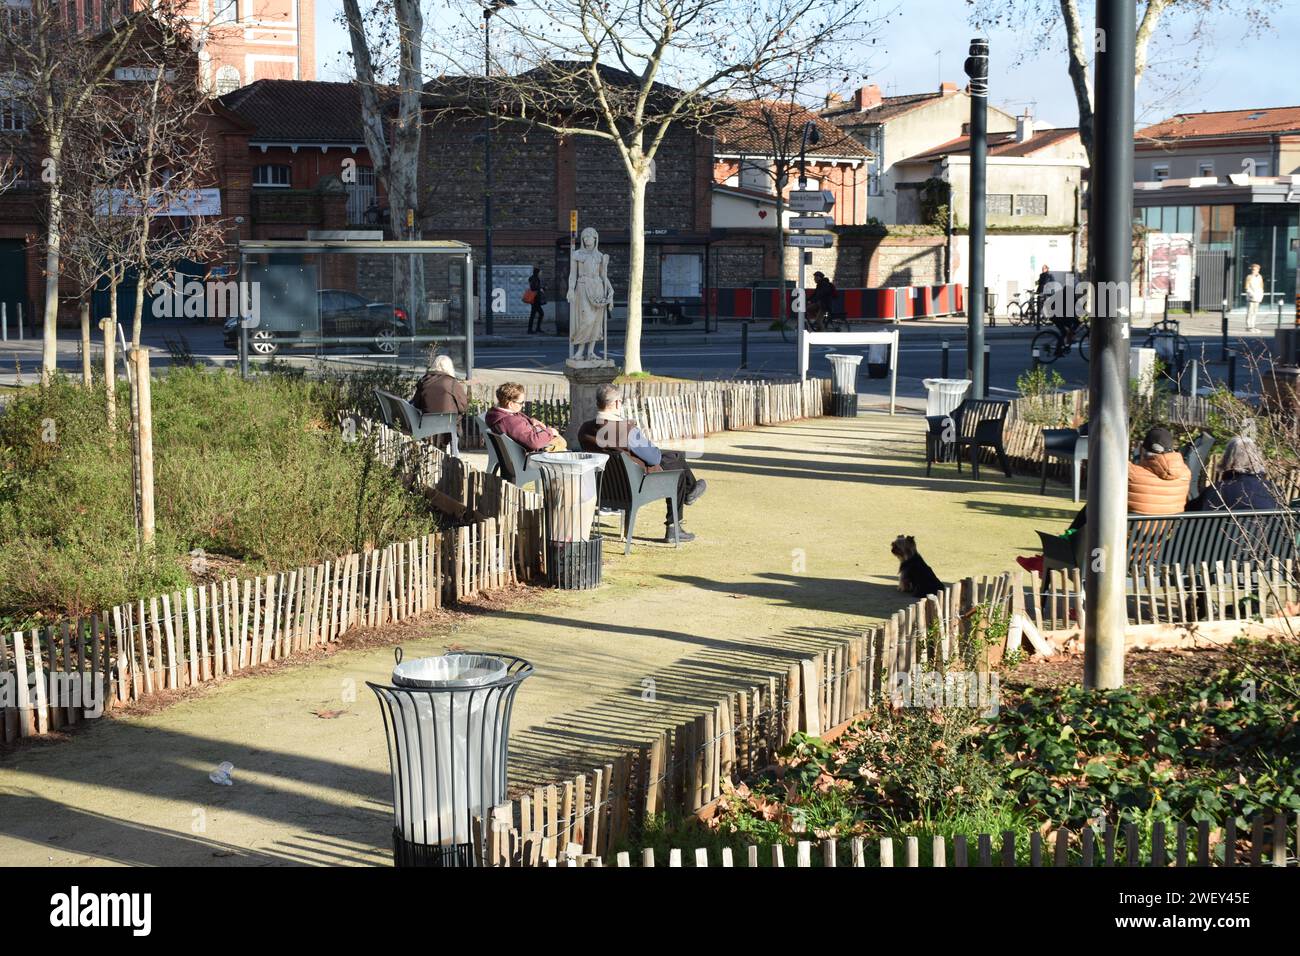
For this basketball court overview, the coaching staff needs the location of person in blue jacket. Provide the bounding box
[1188,436,1280,512]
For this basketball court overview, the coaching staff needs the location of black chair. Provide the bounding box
[925,399,1012,480]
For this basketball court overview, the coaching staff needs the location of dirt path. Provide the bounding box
[0,411,1073,865]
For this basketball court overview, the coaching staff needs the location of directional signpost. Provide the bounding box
[788,190,835,380]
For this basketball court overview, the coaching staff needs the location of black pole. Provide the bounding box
[1228,352,1237,393]
[740,320,749,369]
[964,39,988,399]
[983,343,990,391]
[941,339,950,378]
[483,8,495,337]
[1083,0,1134,691]
[1220,299,1229,360]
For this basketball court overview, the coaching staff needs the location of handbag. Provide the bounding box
[522,289,537,304]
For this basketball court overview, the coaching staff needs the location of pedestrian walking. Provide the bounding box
[1244,262,1264,333]
[526,266,546,334]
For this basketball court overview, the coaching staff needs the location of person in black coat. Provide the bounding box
[1188,436,1280,512]
[527,266,546,334]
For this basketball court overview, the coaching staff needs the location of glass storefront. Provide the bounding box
[1137,202,1297,309]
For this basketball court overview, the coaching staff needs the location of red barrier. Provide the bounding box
[709,283,965,320]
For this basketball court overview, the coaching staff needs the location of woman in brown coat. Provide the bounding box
[413,354,468,416]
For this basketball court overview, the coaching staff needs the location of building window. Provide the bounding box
[986,193,1012,215]
[863,126,883,196]
[253,164,292,188]
[0,82,26,133]
[1015,194,1047,217]
[213,0,237,23]
[739,158,772,193]
[1198,161,1214,177]
[346,165,377,224]
[214,65,241,96]
[661,253,703,298]
[1253,160,1269,177]
[1152,164,1169,181]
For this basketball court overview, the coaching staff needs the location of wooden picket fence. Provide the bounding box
[1,421,545,743]
[476,575,1016,866]
[500,813,1298,867]
[1026,560,1300,633]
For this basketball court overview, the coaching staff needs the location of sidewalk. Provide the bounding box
[0,410,1070,865]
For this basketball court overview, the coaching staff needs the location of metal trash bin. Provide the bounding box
[533,451,608,589]
[921,378,971,417]
[825,353,863,416]
[369,650,533,867]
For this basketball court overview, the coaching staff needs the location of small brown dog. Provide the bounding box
[890,535,945,597]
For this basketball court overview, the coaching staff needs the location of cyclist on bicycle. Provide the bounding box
[808,271,837,331]
[1039,268,1083,340]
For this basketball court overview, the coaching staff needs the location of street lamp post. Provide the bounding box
[482,0,515,338]
[1084,0,1135,690]
[795,120,820,358]
[963,38,988,399]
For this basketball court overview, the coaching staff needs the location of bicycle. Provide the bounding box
[1140,317,1189,364]
[1005,292,1042,327]
[1031,318,1090,364]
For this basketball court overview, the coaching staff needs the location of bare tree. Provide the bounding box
[339,0,426,319]
[0,0,144,383]
[967,0,1277,161]
[452,0,874,373]
[730,56,875,331]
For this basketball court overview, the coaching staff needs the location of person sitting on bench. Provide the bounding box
[578,383,707,543]
[1188,435,1279,512]
[485,382,567,453]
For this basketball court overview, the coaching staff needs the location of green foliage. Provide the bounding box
[1014,365,1071,427]
[919,177,950,229]
[0,369,437,627]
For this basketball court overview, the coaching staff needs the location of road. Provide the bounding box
[1,318,1258,402]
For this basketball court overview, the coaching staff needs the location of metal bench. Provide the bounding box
[374,388,460,457]
[925,398,1012,480]
[595,453,683,554]
[1039,508,1300,581]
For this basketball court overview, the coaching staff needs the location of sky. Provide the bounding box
[312,0,1300,130]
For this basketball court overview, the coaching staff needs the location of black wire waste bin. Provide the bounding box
[533,451,608,589]
[369,650,533,867]
[826,353,864,416]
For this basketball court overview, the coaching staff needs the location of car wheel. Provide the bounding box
[249,330,279,356]
[370,326,399,355]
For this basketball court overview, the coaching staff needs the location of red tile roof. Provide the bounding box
[714,99,872,159]
[901,127,1082,164]
[821,91,948,128]
[218,80,390,144]
[1137,106,1300,141]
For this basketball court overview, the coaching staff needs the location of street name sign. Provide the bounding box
[787,233,834,249]
[789,215,835,230]
[787,190,836,212]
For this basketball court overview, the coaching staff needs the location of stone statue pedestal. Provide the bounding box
[564,362,619,449]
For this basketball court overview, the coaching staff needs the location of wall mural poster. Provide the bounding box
[1146,232,1194,300]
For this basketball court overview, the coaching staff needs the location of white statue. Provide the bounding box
[567,226,613,364]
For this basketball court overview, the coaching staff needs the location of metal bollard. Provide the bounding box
[740,320,749,370]
[1032,346,1041,370]
[1227,353,1237,393]
[982,344,991,397]
[1220,305,1229,361]
[16,302,23,340]
[941,340,950,378]
[1,302,6,341]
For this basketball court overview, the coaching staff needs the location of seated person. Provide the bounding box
[1016,425,1189,574]
[412,353,468,451]
[1128,426,1191,515]
[412,353,468,416]
[485,382,567,453]
[578,383,707,542]
[1188,436,1279,512]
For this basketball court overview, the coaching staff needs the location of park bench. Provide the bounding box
[374,388,460,457]
[595,453,683,554]
[1038,508,1300,581]
[925,398,1012,480]
[485,428,542,493]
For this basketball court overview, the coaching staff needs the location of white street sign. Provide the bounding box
[787,190,836,212]
[789,215,835,230]
[787,233,834,249]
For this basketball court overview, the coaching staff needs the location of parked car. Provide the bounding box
[224,289,410,355]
